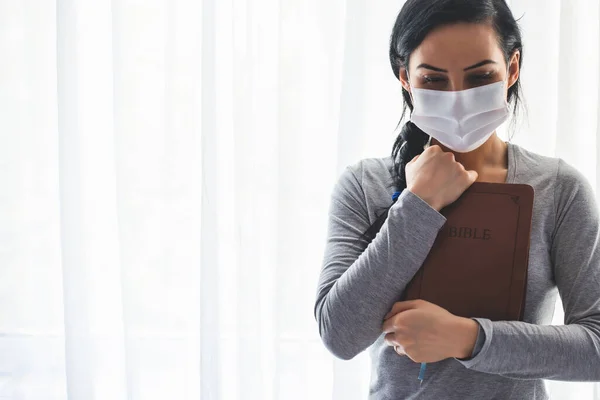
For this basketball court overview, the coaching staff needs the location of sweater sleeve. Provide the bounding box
[313,162,447,360]
[456,159,600,380]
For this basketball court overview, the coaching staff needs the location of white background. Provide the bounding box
[0,0,599,399]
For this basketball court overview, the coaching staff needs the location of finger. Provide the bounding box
[382,317,397,333]
[384,300,421,320]
[407,154,420,165]
[467,170,479,183]
[383,310,411,333]
[427,144,441,153]
[394,345,406,356]
[383,332,397,346]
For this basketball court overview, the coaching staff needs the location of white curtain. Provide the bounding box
[1,0,599,399]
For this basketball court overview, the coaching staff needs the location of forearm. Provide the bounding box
[315,190,446,360]
[457,318,600,380]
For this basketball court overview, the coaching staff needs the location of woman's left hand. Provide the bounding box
[382,299,479,363]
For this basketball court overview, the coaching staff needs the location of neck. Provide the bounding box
[431,133,508,173]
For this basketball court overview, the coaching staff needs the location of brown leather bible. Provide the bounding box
[402,182,534,321]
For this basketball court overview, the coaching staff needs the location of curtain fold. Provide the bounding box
[1,0,599,399]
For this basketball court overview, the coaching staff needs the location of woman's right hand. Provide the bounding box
[405,145,478,212]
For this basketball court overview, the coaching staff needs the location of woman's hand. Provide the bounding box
[382,299,479,363]
[405,145,478,212]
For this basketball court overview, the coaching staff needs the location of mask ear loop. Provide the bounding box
[406,69,432,150]
[405,70,416,106]
[504,64,513,145]
[424,134,432,149]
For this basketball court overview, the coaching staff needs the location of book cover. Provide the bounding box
[402,182,534,321]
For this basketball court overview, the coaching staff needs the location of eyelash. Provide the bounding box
[471,73,494,82]
[422,73,494,85]
[423,76,446,84]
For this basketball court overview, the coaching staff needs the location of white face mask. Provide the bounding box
[407,78,510,153]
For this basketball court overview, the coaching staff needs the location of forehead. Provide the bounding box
[409,23,505,70]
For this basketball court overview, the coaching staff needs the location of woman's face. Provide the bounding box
[399,22,520,94]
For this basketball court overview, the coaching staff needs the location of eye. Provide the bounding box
[422,75,447,85]
[469,72,494,83]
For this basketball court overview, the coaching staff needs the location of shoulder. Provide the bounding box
[512,143,559,180]
[511,143,580,194]
[553,157,596,219]
[331,155,397,221]
[513,143,594,215]
[356,156,396,190]
[335,156,395,193]
[555,158,592,194]
[513,143,590,187]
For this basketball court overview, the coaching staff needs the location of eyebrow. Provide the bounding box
[415,59,498,73]
[463,59,497,71]
[416,63,448,72]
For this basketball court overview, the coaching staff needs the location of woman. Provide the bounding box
[313,0,600,399]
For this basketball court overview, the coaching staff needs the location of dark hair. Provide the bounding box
[360,0,524,243]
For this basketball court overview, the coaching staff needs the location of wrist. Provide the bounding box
[450,316,479,359]
[407,187,442,212]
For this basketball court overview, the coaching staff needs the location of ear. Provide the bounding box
[507,50,520,89]
[399,67,411,93]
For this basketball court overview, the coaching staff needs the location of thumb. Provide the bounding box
[384,300,421,320]
[467,169,478,183]
[407,154,420,165]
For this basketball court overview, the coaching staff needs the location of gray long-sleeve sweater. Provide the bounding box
[313,141,600,399]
